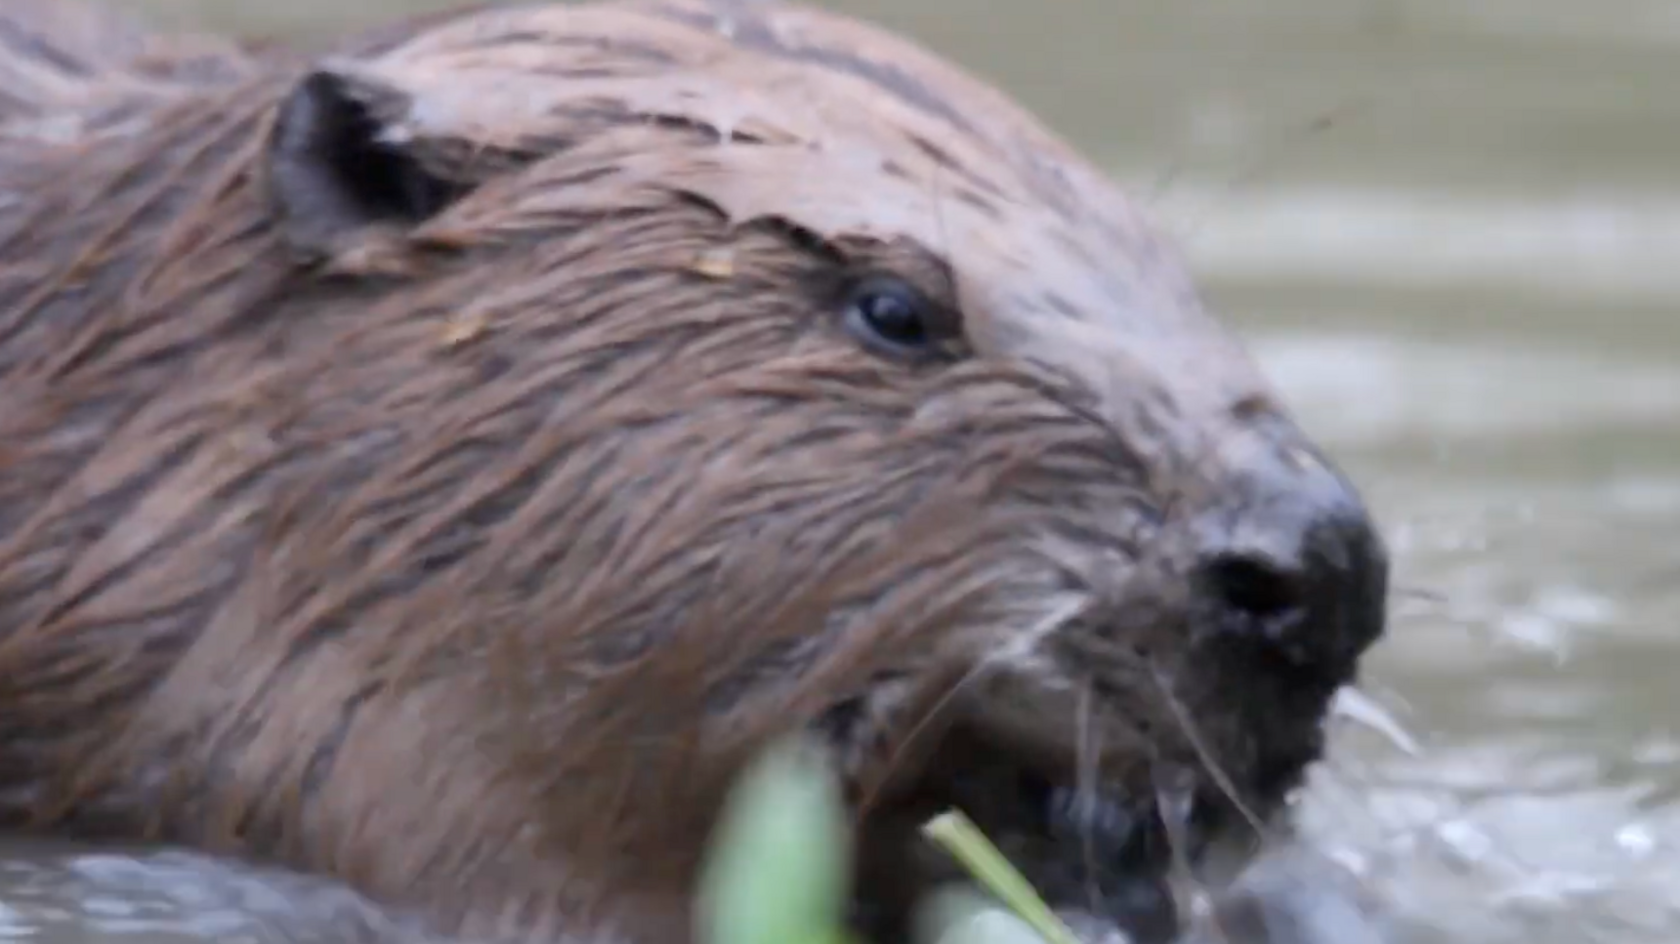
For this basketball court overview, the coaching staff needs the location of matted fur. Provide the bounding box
[0,3,1386,944]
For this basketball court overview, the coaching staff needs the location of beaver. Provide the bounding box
[0,2,1390,944]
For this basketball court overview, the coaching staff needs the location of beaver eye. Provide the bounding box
[841,276,947,359]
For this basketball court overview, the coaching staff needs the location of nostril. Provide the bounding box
[1201,553,1306,623]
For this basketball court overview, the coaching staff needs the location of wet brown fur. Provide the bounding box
[0,3,1374,943]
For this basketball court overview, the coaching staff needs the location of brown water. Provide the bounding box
[4,1,1678,942]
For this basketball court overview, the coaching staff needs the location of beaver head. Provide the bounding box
[0,2,1387,943]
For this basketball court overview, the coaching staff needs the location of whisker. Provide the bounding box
[1167,95,1374,248]
[1073,680,1103,916]
[1392,584,1448,605]
[1147,666,1267,838]
[1155,768,1231,944]
[849,641,994,818]
[854,591,1092,818]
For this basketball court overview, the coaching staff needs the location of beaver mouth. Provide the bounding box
[842,719,1295,944]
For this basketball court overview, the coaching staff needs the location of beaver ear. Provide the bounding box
[266,65,470,261]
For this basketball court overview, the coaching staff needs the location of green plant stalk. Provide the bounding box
[920,810,1080,944]
[697,737,851,944]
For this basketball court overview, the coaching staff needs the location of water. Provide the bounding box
[7,0,1680,942]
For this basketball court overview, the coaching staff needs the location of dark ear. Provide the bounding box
[266,65,470,261]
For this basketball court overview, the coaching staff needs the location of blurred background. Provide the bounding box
[7,1,1680,942]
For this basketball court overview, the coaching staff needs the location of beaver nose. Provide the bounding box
[1192,436,1388,676]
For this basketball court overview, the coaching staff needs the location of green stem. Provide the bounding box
[920,810,1082,944]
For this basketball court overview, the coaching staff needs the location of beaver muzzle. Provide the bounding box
[838,426,1389,944]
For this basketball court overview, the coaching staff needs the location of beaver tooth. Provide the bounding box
[1046,785,1138,859]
